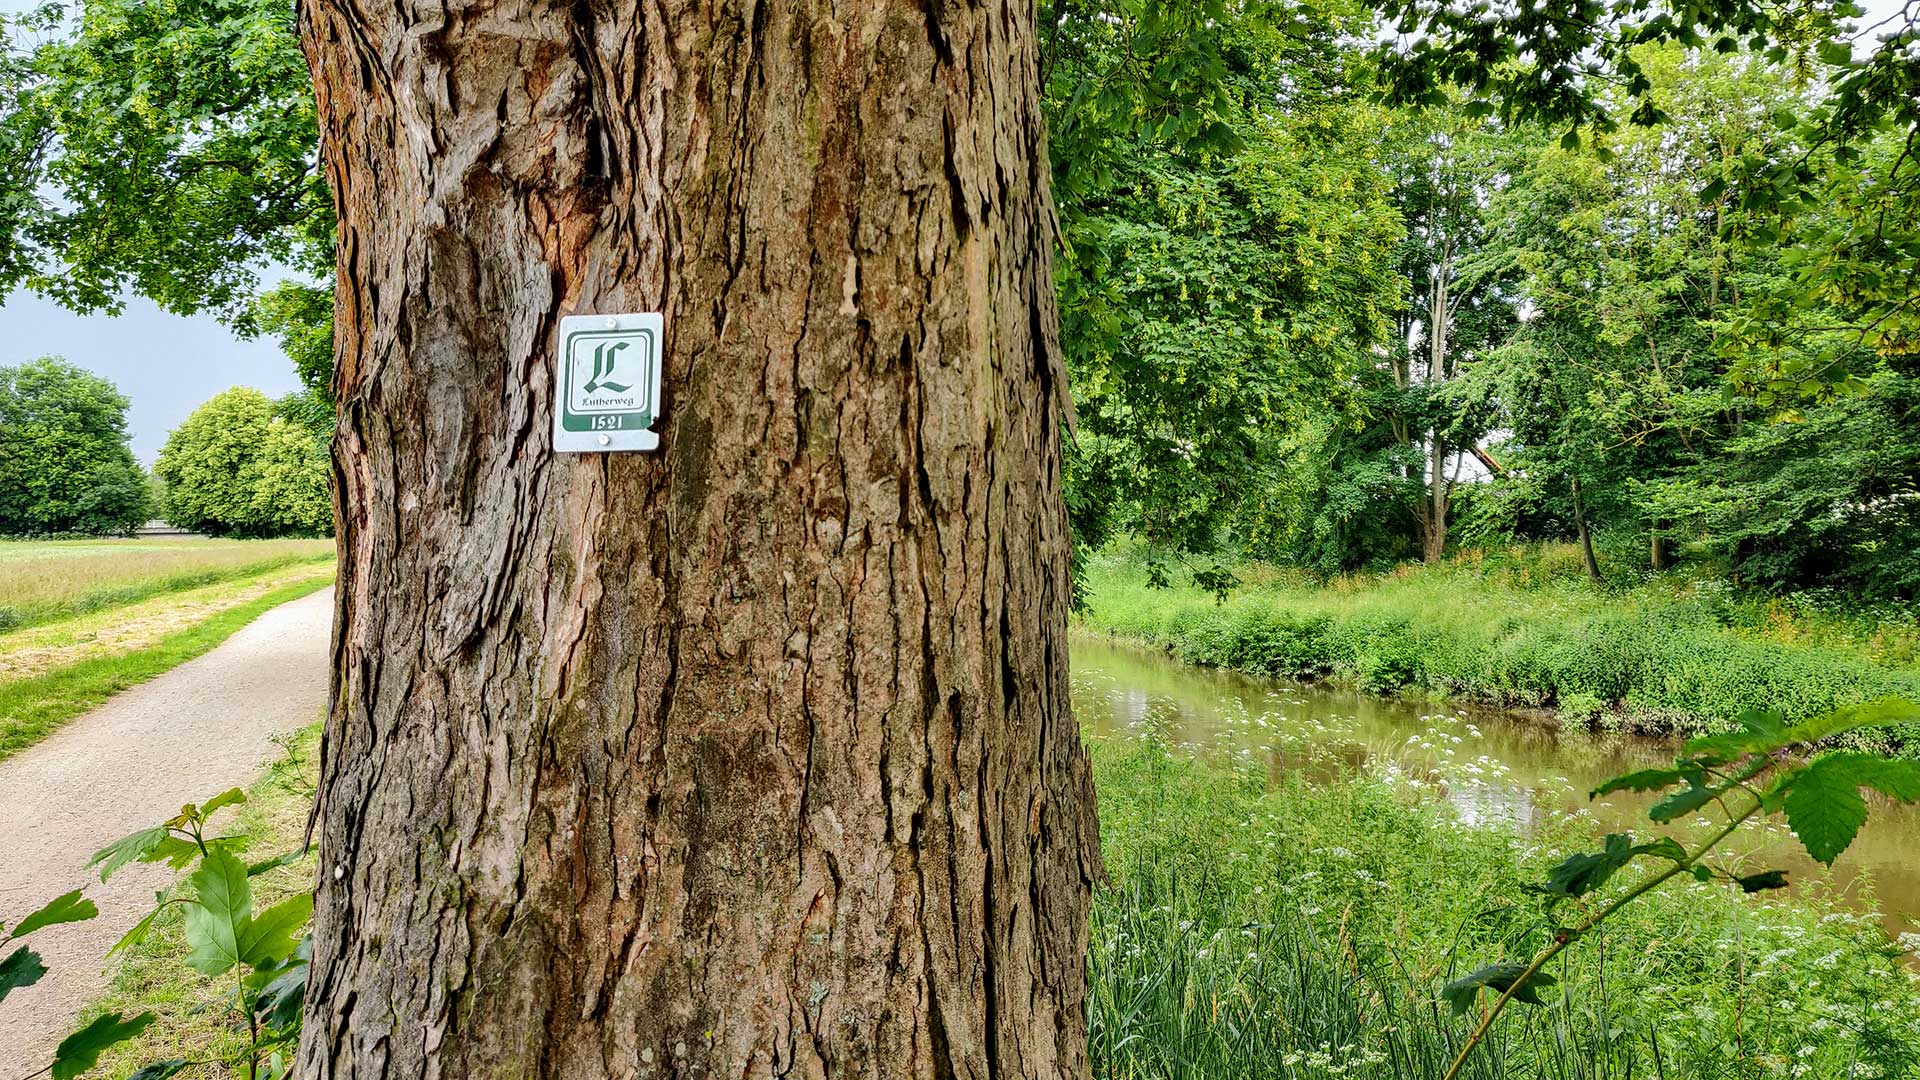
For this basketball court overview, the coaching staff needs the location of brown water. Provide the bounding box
[1070,632,1920,945]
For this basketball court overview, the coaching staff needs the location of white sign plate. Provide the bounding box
[553,312,665,452]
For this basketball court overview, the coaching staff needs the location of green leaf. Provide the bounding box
[247,848,310,877]
[10,890,97,939]
[1783,756,1871,865]
[1735,869,1790,893]
[88,827,171,882]
[1780,699,1920,747]
[108,893,170,959]
[1441,963,1557,1015]
[1537,834,1634,898]
[239,892,313,969]
[1682,709,1787,762]
[53,1011,156,1080]
[252,938,309,1031]
[0,945,48,1006]
[127,1060,191,1080]
[1590,766,1692,799]
[1650,777,1727,823]
[199,787,248,819]
[183,848,252,976]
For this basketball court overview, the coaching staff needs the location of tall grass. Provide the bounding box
[1090,734,1920,1078]
[1080,548,1920,748]
[0,539,333,631]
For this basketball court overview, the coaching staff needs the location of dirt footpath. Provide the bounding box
[0,587,334,1069]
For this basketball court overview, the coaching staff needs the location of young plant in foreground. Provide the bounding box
[1439,697,1920,1080]
[80,788,313,1080]
[2,887,162,1080]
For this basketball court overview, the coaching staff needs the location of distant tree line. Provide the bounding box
[0,357,331,538]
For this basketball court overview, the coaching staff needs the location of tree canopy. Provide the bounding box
[0,356,147,535]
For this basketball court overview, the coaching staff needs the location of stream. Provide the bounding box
[1070,632,1920,944]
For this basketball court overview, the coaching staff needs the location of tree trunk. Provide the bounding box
[296,2,1099,1077]
[1649,522,1670,572]
[1423,436,1448,562]
[1571,475,1603,584]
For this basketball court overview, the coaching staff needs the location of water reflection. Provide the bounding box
[1071,632,1920,946]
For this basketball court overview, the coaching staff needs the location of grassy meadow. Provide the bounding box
[1090,736,1920,1079]
[0,538,336,761]
[0,538,334,632]
[73,719,1920,1080]
[1079,545,1920,750]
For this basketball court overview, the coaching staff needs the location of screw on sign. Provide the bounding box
[553,312,665,452]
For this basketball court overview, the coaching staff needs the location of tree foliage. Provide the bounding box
[155,387,329,538]
[0,356,147,535]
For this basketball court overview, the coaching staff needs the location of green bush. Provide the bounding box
[1080,550,1920,748]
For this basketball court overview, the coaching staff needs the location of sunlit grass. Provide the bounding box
[0,538,334,632]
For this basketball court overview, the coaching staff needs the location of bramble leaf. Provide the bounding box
[10,890,97,939]
[1783,752,1920,865]
[1783,758,1869,865]
[0,945,48,1006]
[53,1011,155,1080]
[1779,699,1920,747]
[1682,709,1787,762]
[1590,766,1693,799]
[1537,834,1634,898]
[1441,963,1557,1015]
[1650,777,1727,823]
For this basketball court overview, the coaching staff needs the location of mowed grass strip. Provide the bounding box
[0,538,333,632]
[0,574,333,763]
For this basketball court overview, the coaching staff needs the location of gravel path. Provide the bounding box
[0,588,334,1070]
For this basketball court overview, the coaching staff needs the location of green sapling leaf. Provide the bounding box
[239,892,314,969]
[88,827,172,882]
[53,1011,155,1080]
[9,890,97,939]
[0,945,48,1006]
[183,848,253,976]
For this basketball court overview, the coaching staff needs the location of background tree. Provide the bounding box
[155,387,328,538]
[0,356,147,535]
[1042,0,1403,574]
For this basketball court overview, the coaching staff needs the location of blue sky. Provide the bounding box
[0,292,299,463]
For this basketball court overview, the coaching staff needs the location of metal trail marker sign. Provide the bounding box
[554,312,665,452]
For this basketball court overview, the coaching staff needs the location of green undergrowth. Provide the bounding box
[0,576,332,762]
[1089,734,1920,1079]
[1080,549,1920,750]
[82,725,320,1079]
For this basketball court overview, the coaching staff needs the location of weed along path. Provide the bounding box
[0,587,334,1068]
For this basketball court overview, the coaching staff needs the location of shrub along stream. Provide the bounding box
[1081,550,1920,751]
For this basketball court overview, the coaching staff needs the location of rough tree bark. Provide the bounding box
[296,1,1099,1076]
